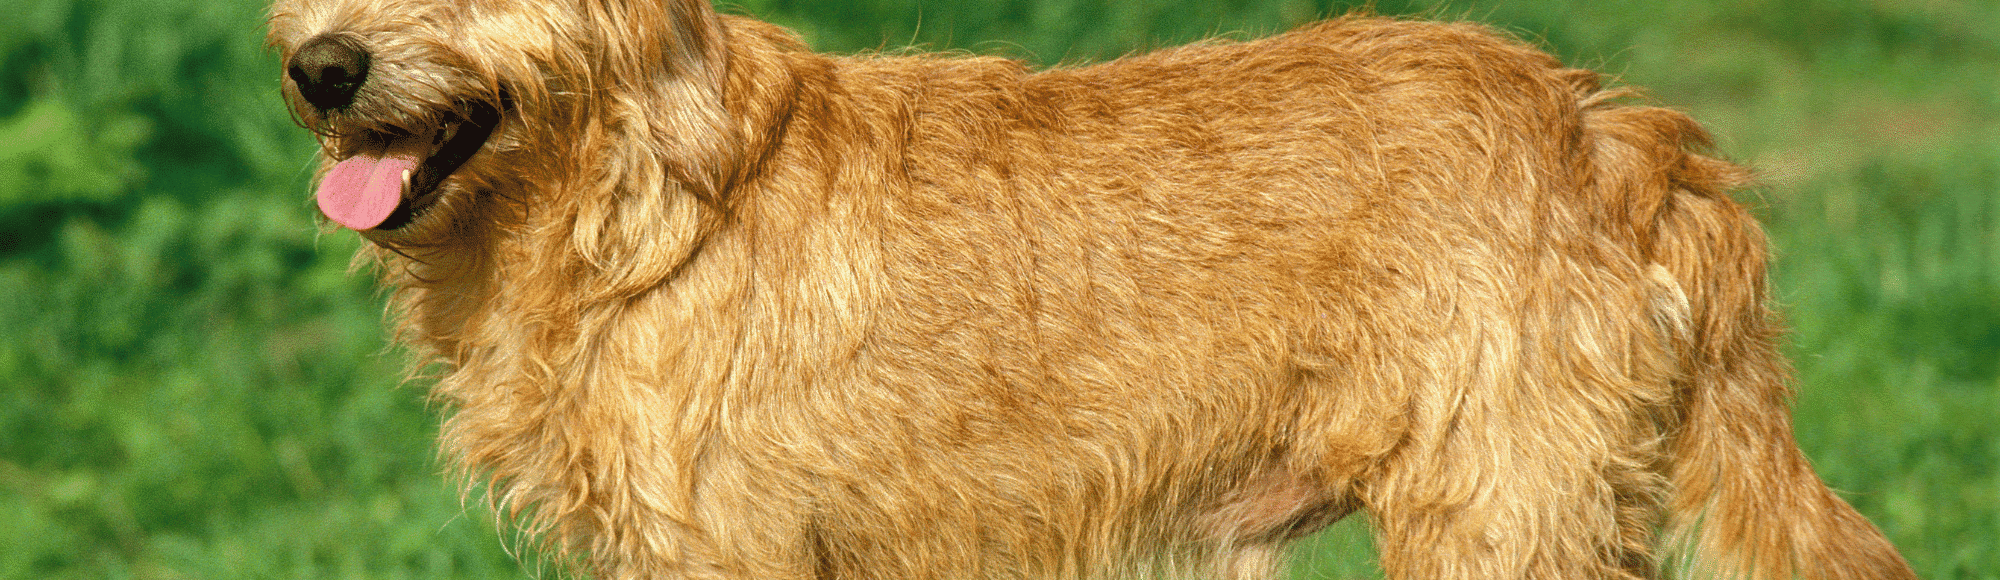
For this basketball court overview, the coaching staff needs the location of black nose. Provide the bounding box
[287,34,371,111]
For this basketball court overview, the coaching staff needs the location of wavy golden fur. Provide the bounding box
[267,0,1915,578]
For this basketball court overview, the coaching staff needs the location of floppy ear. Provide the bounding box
[562,0,738,300]
[663,0,729,87]
[579,0,727,93]
[573,0,732,196]
[654,0,735,205]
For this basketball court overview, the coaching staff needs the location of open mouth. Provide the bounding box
[315,101,500,231]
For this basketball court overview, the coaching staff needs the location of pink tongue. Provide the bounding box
[316,150,420,230]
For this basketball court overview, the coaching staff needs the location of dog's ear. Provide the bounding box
[651,0,736,206]
[559,0,736,301]
[578,0,727,91]
[665,0,728,88]
[575,0,734,186]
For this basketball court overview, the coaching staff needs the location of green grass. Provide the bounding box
[1,0,1993,578]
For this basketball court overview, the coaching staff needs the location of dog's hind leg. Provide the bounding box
[1345,255,1682,579]
[1355,365,1672,579]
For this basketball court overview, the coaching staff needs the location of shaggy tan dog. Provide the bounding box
[269,0,1914,578]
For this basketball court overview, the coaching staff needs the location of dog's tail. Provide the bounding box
[1584,99,1916,580]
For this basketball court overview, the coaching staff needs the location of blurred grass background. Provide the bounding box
[1,0,1993,577]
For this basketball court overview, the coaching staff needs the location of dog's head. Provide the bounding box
[268,0,734,245]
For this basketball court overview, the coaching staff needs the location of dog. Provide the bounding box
[268,0,1916,578]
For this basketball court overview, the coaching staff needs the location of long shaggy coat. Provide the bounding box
[267,0,1915,578]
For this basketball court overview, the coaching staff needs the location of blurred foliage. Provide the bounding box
[1,0,1993,578]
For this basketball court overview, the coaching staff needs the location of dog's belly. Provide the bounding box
[1198,463,1357,543]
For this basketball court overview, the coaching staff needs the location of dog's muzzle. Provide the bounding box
[284,35,502,231]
